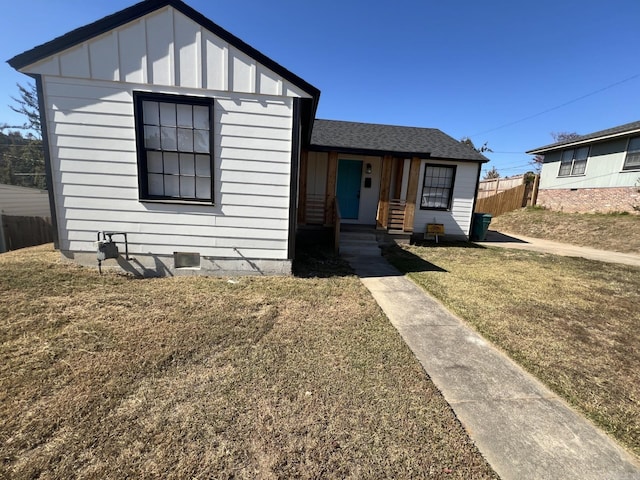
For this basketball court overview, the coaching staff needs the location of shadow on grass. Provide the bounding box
[382,245,448,274]
[293,231,353,278]
[410,239,486,249]
[480,230,529,244]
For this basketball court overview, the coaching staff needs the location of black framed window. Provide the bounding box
[623,136,640,171]
[134,92,213,202]
[420,164,456,210]
[558,146,588,176]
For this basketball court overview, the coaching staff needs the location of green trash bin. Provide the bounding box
[471,213,492,241]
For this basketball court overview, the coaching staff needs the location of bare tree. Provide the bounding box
[483,166,500,179]
[551,131,581,143]
[460,137,493,153]
[9,82,41,138]
[530,132,581,173]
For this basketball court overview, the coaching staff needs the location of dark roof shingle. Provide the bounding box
[527,120,640,154]
[310,119,488,162]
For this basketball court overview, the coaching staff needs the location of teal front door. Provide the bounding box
[336,159,362,219]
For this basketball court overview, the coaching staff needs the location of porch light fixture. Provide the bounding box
[366,163,372,174]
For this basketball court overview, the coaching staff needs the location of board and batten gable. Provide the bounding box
[413,160,480,238]
[15,4,316,275]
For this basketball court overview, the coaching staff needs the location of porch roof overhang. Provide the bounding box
[306,144,431,159]
[308,119,489,163]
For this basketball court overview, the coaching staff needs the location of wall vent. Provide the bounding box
[174,252,201,268]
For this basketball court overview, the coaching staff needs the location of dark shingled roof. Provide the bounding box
[527,120,640,154]
[309,119,488,162]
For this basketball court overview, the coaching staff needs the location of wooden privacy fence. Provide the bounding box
[475,184,527,217]
[477,176,526,199]
[475,175,539,217]
[0,214,54,253]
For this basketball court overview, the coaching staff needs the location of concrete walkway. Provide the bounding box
[477,230,640,268]
[342,247,640,479]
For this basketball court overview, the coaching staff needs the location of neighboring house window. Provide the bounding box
[420,164,456,210]
[558,146,588,176]
[134,92,213,202]
[623,136,640,170]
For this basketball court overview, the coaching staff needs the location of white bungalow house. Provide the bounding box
[8,0,487,276]
[528,120,640,213]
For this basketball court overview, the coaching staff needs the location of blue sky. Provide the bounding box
[1,0,639,177]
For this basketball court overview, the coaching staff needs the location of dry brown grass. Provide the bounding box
[385,243,640,458]
[0,244,496,479]
[490,207,640,254]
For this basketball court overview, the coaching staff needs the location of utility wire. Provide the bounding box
[469,73,640,138]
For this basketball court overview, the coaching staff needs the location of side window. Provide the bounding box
[623,136,640,170]
[134,92,213,202]
[420,164,456,210]
[558,147,588,176]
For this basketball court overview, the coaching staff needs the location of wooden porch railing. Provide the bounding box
[333,198,341,253]
[387,199,406,231]
[305,193,325,225]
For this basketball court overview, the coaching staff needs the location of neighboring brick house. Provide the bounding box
[528,121,640,213]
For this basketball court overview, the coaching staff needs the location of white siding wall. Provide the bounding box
[413,160,480,237]
[540,138,640,190]
[43,76,294,260]
[16,5,320,269]
[0,184,51,217]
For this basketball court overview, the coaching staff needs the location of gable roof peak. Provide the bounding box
[7,0,320,101]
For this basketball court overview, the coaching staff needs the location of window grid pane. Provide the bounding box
[623,152,640,170]
[140,96,212,201]
[572,160,587,175]
[559,148,589,176]
[628,136,640,152]
[421,165,455,210]
[558,162,572,176]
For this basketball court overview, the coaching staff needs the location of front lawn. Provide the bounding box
[385,243,640,458]
[0,244,496,479]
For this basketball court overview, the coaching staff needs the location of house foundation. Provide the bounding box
[537,186,639,213]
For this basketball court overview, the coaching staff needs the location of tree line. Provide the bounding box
[1,83,46,190]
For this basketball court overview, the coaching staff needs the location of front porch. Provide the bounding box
[297,150,423,234]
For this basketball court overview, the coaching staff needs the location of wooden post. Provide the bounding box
[297,150,308,224]
[376,155,393,229]
[0,212,6,253]
[531,174,540,206]
[403,157,421,232]
[494,178,499,195]
[324,151,338,226]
